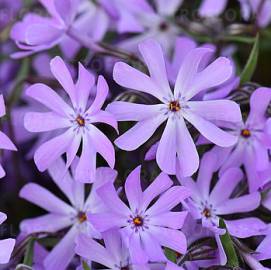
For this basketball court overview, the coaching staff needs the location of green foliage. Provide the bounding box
[23,237,36,267]
[240,34,260,84]
[219,219,239,268]
[165,247,177,263]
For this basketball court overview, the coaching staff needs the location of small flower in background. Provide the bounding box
[75,230,133,270]
[88,166,190,266]
[180,151,262,236]
[211,87,271,192]
[76,229,185,270]
[0,212,15,264]
[199,0,271,28]
[10,0,109,59]
[108,39,241,177]
[20,158,117,270]
[24,56,117,182]
[0,95,17,178]
[116,0,183,54]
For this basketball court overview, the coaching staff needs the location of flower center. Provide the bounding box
[241,129,251,138]
[159,21,169,31]
[76,115,85,127]
[78,211,87,223]
[133,216,144,227]
[169,101,181,112]
[202,207,212,218]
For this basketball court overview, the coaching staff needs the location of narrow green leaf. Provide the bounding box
[219,219,239,268]
[82,261,91,270]
[240,34,259,84]
[23,237,35,266]
[165,247,177,263]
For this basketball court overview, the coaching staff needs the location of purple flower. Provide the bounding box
[76,229,183,270]
[180,151,263,238]
[10,0,108,59]
[19,158,117,270]
[116,0,183,54]
[24,56,117,182]
[199,0,271,28]
[75,230,133,270]
[0,212,15,264]
[0,95,17,178]
[212,87,271,192]
[107,39,241,176]
[240,224,271,270]
[88,166,190,266]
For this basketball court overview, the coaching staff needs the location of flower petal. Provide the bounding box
[146,186,190,215]
[247,87,271,124]
[24,112,71,132]
[113,62,165,101]
[156,0,183,16]
[199,0,228,17]
[0,95,6,117]
[195,151,218,199]
[0,131,17,151]
[187,57,233,99]
[115,114,167,151]
[216,192,261,215]
[142,172,173,210]
[96,183,130,216]
[176,116,199,177]
[88,125,115,168]
[150,211,188,229]
[87,212,126,232]
[26,83,73,116]
[183,111,237,147]
[106,102,165,121]
[75,63,95,111]
[20,183,76,215]
[125,166,143,212]
[225,218,267,238]
[87,75,108,115]
[151,227,187,254]
[89,110,118,131]
[174,47,214,100]
[210,167,243,205]
[75,134,96,183]
[44,225,78,270]
[0,239,15,264]
[50,56,76,106]
[75,233,113,267]
[138,39,171,97]
[34,129,74,172]
[187,100,241,123]
[20,214,73,234]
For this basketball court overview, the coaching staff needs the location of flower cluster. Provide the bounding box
[1,0,271,270]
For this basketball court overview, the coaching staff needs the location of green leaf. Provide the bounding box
[82,261,91,270]
[240,34,260,84]
[219,219,239,268]
[165,247,177,263]
[23,237,36,266]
